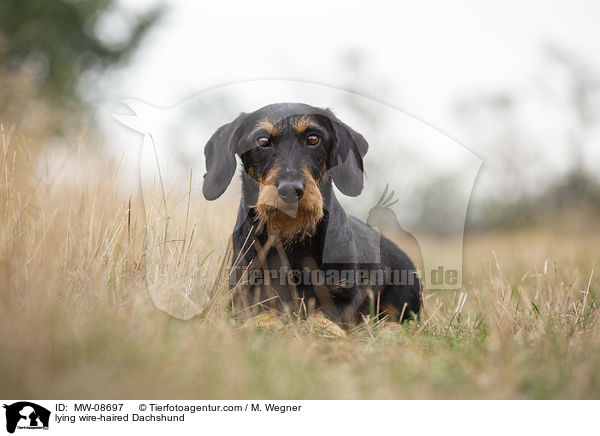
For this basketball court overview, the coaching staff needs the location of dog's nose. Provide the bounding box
[277,181,304,203]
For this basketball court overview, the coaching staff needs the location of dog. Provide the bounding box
[203,103,421,326]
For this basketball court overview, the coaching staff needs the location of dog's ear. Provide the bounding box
[202,114,247,200]
[327,112,369,197]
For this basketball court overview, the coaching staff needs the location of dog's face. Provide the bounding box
[202,103,369,241]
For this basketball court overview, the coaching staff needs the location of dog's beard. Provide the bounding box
[253,169,324,243]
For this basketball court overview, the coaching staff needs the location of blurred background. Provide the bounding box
[2,0,599,234]
[2,0,600,400]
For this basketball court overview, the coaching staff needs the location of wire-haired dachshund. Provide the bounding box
[203,103,421,326]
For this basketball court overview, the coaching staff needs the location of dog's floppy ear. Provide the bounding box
[202,114,246,200]
[327,112,369,197]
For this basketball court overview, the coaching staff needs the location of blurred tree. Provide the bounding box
[455,45,600,229]
[0,0,163,112]
[543,45,600,175]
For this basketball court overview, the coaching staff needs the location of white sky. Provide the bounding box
[104,0,600,139]
[99,0,600,205]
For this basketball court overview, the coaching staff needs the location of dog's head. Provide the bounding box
[202,102,369,241]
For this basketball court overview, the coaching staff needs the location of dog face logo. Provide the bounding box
[3,402,50,434]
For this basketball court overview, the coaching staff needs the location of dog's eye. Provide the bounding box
[257,137,270,147]
[306,134,320,146]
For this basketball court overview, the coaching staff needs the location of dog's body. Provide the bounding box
[203,103,421,325]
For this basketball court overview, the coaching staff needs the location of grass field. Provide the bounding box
[1,128,599,400]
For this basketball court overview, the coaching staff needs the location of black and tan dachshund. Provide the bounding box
[203,103,421,326]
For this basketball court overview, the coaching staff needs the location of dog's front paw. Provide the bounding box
[245,311,285,332]
[306,312,346,337]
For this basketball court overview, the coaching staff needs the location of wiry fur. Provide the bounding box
[254,166,323,243]
[292,115,313,133]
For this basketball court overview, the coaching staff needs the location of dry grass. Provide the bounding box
[1,125,599,399]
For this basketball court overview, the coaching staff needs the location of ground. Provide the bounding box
[1,135,599,399]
